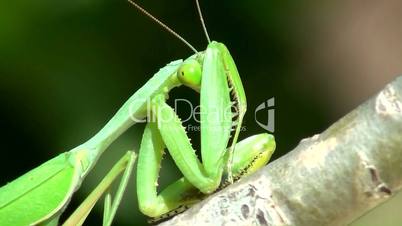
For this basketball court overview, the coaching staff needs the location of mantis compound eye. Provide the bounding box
[177,59,202,91]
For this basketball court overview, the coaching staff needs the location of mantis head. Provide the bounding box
[177,58,202,92]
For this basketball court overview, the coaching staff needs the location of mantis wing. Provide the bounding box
[0,151,87,226]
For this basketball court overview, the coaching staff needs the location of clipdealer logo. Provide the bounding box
[128,97,275,133]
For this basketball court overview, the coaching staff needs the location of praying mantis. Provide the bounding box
[0,0,276,225]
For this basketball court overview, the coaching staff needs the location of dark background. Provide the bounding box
[1,0,402,225]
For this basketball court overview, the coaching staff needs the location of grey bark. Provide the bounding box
[158,76,402,226]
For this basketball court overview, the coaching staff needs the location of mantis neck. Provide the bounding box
[79,60,184,164]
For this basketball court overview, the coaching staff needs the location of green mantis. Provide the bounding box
[0,1,276,225]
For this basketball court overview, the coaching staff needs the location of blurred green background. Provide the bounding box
[1,0,402,225]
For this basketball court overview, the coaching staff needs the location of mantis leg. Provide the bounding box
[62,151,136,226]
[137,126,276,218]
[217,43,247,183]
[137,122,202,218]
[146,44,234,195]
[151,94,220,194]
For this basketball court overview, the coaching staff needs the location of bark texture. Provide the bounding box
[158,76,402,226]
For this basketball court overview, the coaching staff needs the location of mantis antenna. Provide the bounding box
[195,0,211,43]
[127,0,198,53]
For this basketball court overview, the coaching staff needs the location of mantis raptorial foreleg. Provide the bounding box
[136,122,202,217]
[137,117,275,218]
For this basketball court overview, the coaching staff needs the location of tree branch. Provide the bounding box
[158,76,402,226]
